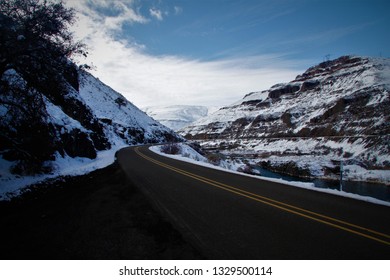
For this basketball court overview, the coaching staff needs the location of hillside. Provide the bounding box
[180,56,390,183]
[144,105,209,131]
[78,71,178,144]
[0,66,179,198]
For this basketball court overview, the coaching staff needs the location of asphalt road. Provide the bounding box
[117,145,390,259]
[0,162,201,259]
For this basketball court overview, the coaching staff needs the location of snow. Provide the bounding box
[197,137,390,185]
[0,69,176,200]
[345,165,390,183]
[150,144,390,207]
[150,144,314,190]
[150,143,248,173]
[45,96,88,132]
[183,57,390,137]
[233,90,269,106]
[78,71,173,137]
[180,56,390,186]
[143,105,209,131]
[2,56,389,205]
[0,143,126,200]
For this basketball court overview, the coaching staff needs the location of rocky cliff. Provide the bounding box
[0,65,179,176]
[180,56,390,182]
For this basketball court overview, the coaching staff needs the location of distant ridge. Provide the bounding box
[144,105,209,131]
[179,56,390,183]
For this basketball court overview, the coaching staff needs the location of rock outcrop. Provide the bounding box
[180,56,390,181]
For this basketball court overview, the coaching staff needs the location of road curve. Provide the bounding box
[117,145,390,259]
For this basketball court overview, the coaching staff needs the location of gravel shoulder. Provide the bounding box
[0,162,203,260]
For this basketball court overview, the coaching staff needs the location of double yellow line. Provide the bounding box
[135,147,390,246]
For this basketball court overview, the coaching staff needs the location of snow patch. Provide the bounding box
[150,144,316,190]
[0,144,126,200]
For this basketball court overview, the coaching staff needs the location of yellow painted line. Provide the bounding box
[139,148,389,239]
[137,147,390,239]
[135,147,390,246]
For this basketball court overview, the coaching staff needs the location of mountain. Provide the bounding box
[0,65,179,197]
[78,71,179,145]
[144,105,209,131]
[180,56,390,183]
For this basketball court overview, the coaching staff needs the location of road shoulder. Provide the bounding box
[0,162,203,259]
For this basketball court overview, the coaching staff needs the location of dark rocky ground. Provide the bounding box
[0,162,203,260]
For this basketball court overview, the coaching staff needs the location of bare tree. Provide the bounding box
[0,0,88,174]
[0,0,86,83]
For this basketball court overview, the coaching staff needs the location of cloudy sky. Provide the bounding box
[65,0,390,109]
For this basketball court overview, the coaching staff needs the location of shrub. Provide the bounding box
[160,143,181,155]
[206,152,225,165]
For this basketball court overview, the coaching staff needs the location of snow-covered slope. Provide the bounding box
[78,71,178,144]
[144,105,209,131]
[180,56,390,183]
[0,68,179,199]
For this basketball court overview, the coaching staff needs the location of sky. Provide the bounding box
[65,0,390,109]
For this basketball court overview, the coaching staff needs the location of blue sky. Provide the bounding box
[127,0,389,60]
[67,0,390,108]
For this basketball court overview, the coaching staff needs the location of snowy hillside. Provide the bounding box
[180,56,390,183]
[0,68,179,199]
[144,105,209,131]
[79,71,178,144]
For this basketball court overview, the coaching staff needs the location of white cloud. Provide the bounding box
[149,8,163,21]
[174,6,183,15]
[65,0,306,109]
[70,0,148,33]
